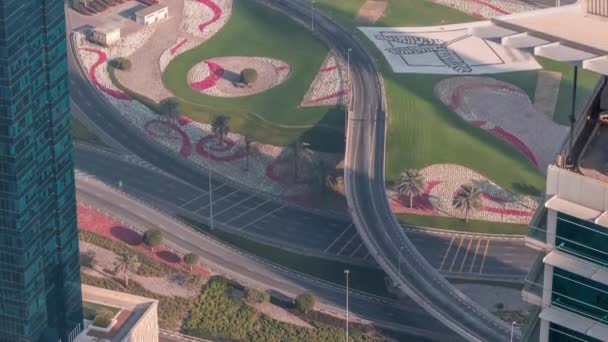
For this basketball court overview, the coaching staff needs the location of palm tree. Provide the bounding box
[158,97,180,123]
[313,159,334,189]
[452,184,483,223]
[211,114,230,146]
[396,169,425,208]
[244,135,252,171]
[293,138,312,182]
[113,253,139,287]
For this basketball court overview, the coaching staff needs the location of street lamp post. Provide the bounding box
[311,0,315,31]
[347,48,352,84]
[510,321,516,342]
[209,163,214,230]
[344,269,350,342]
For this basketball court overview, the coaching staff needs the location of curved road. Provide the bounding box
[67,1,518,341]
[265,0,521,341]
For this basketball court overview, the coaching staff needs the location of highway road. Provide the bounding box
[66,1,523,340]
[76,174,454,342]
[74,143,535,282]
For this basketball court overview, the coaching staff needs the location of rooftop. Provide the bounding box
[76,285,158,342]
[136,2,167,17]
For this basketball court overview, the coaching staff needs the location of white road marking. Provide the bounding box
[479,240,491,274]
[237,204,286,231]
[438,236,455,271]
[323,223,353,253]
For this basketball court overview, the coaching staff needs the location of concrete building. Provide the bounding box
[75,285,159,342]
[135,3,169,26]
[91,24,121,46]
[471,1,608,341]
[0,0,83,341]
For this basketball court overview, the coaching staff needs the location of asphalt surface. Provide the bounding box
[76,176,453,342]
[66,1,527,340]
[266,0,524,340]
[74,144,536,281]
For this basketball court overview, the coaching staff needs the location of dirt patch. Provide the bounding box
[247,301,313,328]
[188,56,291,97]
[79,241,198,298]
[354,0,387,24]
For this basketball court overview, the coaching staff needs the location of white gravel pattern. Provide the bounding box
[160,38,199,72]
[435,76,568,172]
[181,0,232,38]
[301,52,349,107]
[408,163,540,224]
[431,0,537,18]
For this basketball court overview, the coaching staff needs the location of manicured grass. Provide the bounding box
[72,118,107,147]
[82,301,120,321]
[180,216,391,297]
[162,0,345,151]
[397,214,527,235]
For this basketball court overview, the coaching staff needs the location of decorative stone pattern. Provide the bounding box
[187,56,292,97]
[430,0,537,18]
[181,0,232,38]
[390,164,540,224]
[159,38,198,71]
[435,76,568,172]
[301,51,349,107]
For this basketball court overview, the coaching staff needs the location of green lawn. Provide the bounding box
[72,118,107,147]
[180,216,391,297]
[398,214,527,235]
[313,0,600,233]
[82,301,120,321]
[162,0,345,151]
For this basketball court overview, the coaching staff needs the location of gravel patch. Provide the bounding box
[301,51,349,107]
[431,0,538,18]
[247,301,313,328]
[354,0,387,24]
[435,76,568,172]
[188,56,292,97]
[389,163,540,224]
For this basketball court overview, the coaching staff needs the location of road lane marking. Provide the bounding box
[349,241,365,258]
[459,238,473,273]
[212,193,257,217]
[438,236,455,271]
[323,223,353,253]
[194,189,240,214]
[237,204,286,231]
[224,199,270,225]
[180,193,206,208]
[448,236,465,273]
[336,233,359,256]
[469,239,482,273]
[479,240,491,274]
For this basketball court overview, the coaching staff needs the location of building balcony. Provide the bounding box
[522,251,545,306]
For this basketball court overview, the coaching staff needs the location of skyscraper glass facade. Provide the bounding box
[0,0,82,341]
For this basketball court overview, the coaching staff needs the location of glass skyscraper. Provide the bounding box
[0,0,83,341]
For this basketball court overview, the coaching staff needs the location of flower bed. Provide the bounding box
[77,203,211,276]
[301,52,349,107]
[390,164,540,224]
[187,57,292,97]
[435,76,568,171]
[430,0,537,18]
[181,0,232,38]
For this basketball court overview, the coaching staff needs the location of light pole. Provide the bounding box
[311,0,315,31]
[347,48,352,84]
[208,162,214,230]
[344,269,350,342]
[510,321,516,342]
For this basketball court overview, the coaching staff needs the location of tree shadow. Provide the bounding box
[156,250,181,264]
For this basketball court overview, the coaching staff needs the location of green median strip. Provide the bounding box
[179,215,391,297]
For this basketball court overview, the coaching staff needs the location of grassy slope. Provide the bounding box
[163,0,345,150]
[72,118,107,147]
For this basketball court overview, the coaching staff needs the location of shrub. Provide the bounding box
[295,293,316,314]
[111,57,131,71]
[245,288,270,304]
[92,309,114,328]
[183,253,199,271]
[80,250,96,268]
[240,68,258,85]
[79,230,175,277]
[143,229,163,249]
